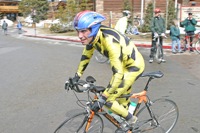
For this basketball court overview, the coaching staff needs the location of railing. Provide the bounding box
[0,0,21,2]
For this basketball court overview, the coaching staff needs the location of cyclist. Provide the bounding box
[149,8,166,63]
[115,10,131,34]
[71,10,145,131]
[180,12,197,52]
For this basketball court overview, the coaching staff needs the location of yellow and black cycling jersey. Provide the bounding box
[76,25,145,98]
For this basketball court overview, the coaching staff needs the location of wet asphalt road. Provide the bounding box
[0,29,200,133]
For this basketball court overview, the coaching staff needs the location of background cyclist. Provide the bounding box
[180,12,197,52]
[71,10,145,131]
[115,10,131,35]
[149,8,166,63]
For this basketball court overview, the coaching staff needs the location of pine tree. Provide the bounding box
[139,2,154,32]
[165,0,176,29]
[123,0,132,23]
[123,0,132,11]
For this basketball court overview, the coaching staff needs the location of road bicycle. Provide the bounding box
[54,71,179,133]
[94,50,109,63]
[133,16,144,27]
[177,32,200,54]
[153,34,167,64]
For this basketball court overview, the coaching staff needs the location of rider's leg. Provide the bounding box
[189,36,194,52]
[159,36,164,58]
[171,40,176,53]
[149,33,157,63]
[177,39,183,53]
[105,54,145,126]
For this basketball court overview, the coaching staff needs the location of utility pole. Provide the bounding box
[165,0,169,29]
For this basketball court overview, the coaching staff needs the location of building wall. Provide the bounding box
[95,0,200,27]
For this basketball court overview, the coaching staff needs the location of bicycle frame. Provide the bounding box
[84,76,155,132]
[181,33,200,50]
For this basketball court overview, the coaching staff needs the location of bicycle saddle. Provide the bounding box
[141,71,164,78]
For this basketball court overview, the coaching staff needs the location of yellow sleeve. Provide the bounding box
[76,45,95,77]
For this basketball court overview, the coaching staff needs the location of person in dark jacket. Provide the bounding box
[181,12,197,52]
[2,20,8,35]
[170,19,183,54]
[149,8,166,63]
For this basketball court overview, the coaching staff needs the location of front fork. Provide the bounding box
[76,104,95,133]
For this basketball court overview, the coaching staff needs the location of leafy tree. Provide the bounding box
[51,0,93,32]
[139,2,154,32]
[19,0,49,23]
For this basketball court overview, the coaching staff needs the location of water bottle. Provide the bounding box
[128,101,137,114]
[108,110,123,123]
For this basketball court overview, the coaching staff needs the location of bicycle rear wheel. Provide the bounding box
[94,51,109,63]
[134,98,179,133]
[175,38,187,52]
[195,40,200,54]
[54,112,104,133]
[155,45,162,64]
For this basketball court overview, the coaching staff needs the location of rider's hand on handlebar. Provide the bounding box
[154,32,158,38]
[91,95,107,112]
[161,33,165,37]
[72,73,80,84]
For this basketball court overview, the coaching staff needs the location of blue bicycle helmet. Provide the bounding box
[74,10,106,37]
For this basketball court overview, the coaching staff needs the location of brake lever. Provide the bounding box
[65,80,70,93]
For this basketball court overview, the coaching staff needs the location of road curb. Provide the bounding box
[24,34,81,42]
[23,34,172,49]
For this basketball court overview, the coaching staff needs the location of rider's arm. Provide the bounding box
[150,18,156,33]
[76,45,95,77]
[162,18,166,33]
[191,18,197,25]
[180,18,188,26]
[170,26,179,36]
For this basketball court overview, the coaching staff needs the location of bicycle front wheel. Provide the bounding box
[155,45,162,64]
[135,98,179,133]
[195,40,200,54]
[54,112,104,133]
[94,51,109,63]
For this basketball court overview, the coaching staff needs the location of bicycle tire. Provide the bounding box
[155,45,162,64]
[175,38,187,52]
[134,98,179,133]
[133,19,140,26]
[195,40,200,54]
[54,112,104,133]
[94,51,109,63]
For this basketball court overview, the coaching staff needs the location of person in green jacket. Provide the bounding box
[149,8,166,63]
[181,12,197,52]
[170,19,183,54]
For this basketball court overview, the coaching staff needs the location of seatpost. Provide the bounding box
[144,77,153,91]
